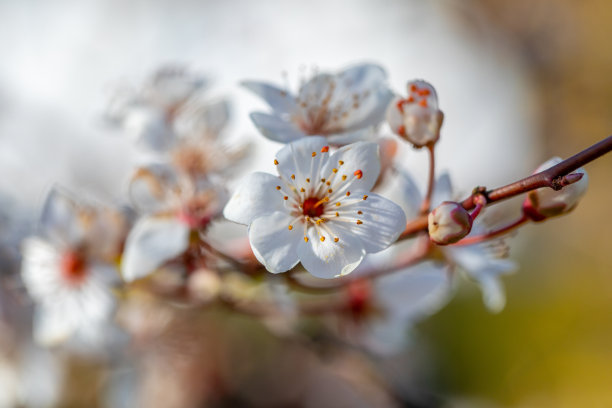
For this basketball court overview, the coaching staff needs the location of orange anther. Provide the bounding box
[354,170,363,179]
[321,146,329,153]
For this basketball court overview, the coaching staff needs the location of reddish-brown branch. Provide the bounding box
[399,135,612,239]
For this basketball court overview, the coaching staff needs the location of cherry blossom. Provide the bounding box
[243,63,393,145]
[20,189,125,345]
[223,137,406,278]
[121,163,227,282]
[387,80,444,148]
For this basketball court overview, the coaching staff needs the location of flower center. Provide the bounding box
[302,197,324,218]
[60,251,87,285]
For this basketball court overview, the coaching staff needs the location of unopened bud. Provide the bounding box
[522,157,588,222]
[387,80,444,148]
[428,201,472,245]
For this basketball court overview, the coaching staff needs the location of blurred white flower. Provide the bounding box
[106,66,232,155]
[523,156,588,221]
[121,164,227,282]
[387,80,444,148]
[391,170,516,312]
[223,137,406,278]
[243,63,393,145]
[20,188,124,346]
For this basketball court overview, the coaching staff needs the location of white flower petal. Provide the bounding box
[386,95,405,134]
[39,188,85,248]
[297,227,365,279]
[33,306,74,346]
[376,261,452,320]
[249,112,305,143]
[123,105,174,151]
[298,73,335,105]
[336,63,388,94]
[392,168,423,218]
[223,172,286,225]
[121,216,190,281]
[431,172,453,207]
[323,141,381,192]
[275,136,329,182]
[248,212,301,273]
[335,192,406,253]
[128,163,179,213]
[479,274,506,313]
[242,81,297,114]
[21,237,61,301]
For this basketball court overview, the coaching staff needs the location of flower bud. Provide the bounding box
[522,157,588,221]
[387,80,444,148]
[428,201,472,245]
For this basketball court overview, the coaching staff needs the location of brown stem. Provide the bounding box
[399,135,612,238]
[419,143,436,214]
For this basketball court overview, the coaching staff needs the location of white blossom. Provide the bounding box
[243,63,393,145]
[223,137,406,278]
[387,80,444,147]
[20,189,123,346]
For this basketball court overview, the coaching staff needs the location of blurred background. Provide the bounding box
[0,0,611,406]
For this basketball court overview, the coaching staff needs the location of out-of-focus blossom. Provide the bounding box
[223,137,406,278]
[121,164,227,282]
[522,156,588,221]
[20,188,126,346]
[391,170,516,312]
[387,80,444,148]
[341,258,452,355]
[428,201,472,245]
[243,63,393,145]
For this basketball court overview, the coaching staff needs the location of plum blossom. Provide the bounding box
[387,80,444,148]
[243,63,393,145]
[523,156,589,221]
[20,188,125,346]
[390,169,516,312]
[106,66,245,177]
[223,137,406,278]
[121,164,227,282]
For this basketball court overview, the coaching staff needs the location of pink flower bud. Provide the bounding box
[387,80,444,148]
[428,201,472,245]
[522,157,588,221]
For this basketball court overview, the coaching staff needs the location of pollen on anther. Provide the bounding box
[300,187,305,192]
[335,212,339,217]
[326,181,331,186]
[306,178,310,183]
[356,220,363,225]
[276,186,281,190]
[328,189,333,193]
[291,174,295,180]
[335,202,341,207]
[354,169,363,179]
[338,160,344,166]
[304,237,309,243]
[288,225,293,230]
[419,99,428,108]
[341,175,347,181]
[334,237,339,242]
[284,196,288,200]
[332,168,338,173]
[311,152,316,157]
[321,178,325,182]
[320,236,325,242]
[346,191,351,196]
[357,210,363,215]
[274,159,279,165]
[321,146,329,153]
[363,195,368,200]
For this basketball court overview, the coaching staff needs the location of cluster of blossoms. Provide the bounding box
[0,62,602,406]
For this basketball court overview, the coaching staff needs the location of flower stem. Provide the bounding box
[453,214,529,246]
[419,143,436,215]
[399,134,612,238]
